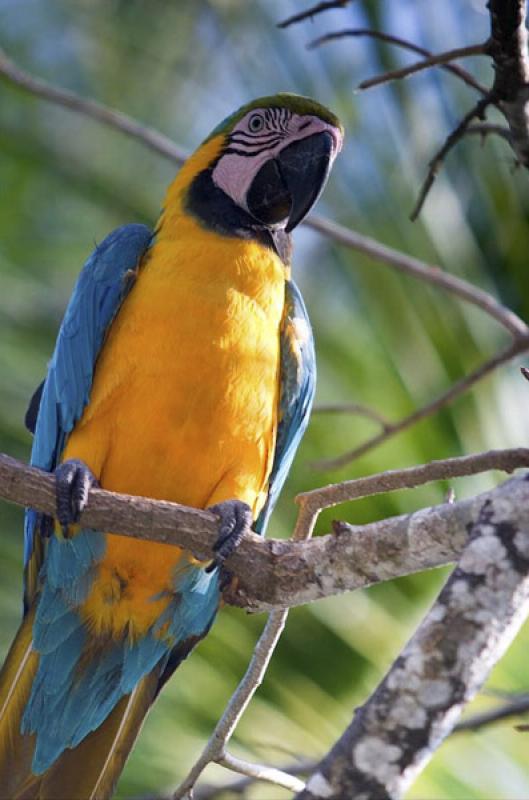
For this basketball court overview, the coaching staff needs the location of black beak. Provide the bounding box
[246,131,335,232]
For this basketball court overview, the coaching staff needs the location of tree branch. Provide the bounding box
[1,45,525,341]
[466,122,512,141]
[277,1,352,30]
[410,92,495,221]
[171,610,290,798]
[2,450,529,613]
[312,402,391,431]
[312,337,529,472]
[308,29,488,94]
[191,760,317,800]
[488,0,529,168]
[358,43,488,91]
[454,694,529,734]
[307,215,529,338]
[298,473,529,798]
[0,46,187,163]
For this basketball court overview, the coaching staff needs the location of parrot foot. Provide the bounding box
[206,500,253,572]
[55,459,98,535]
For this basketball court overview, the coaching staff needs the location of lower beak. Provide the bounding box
[246,131,335,232]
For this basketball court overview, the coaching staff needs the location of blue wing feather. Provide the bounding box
[23,224,152,581]
[20,223,223,774]
[255,279,316,535]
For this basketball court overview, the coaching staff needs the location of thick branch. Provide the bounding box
[298,473,529,799]
[2,451,529,612]
[488,0,529,167]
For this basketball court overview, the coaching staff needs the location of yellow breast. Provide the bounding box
[62,203,286,637]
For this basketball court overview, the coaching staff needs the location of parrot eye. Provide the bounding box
[248,113,265,133]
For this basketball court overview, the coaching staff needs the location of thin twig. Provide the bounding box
[411,92,495,220]
[311,337,529,471]
[171,611,289,799]
[1,45,523,340]
[278,1,352,29]
[358,42,488,91]
[466,122,512,142]
[193,760,317,799]
[312,402,391,430]
[216,752,305,794]
[454,695,529,734]
[309,29,488,94]
[0,46,187,163]
[299,446,529,513]
[307,214,529,338]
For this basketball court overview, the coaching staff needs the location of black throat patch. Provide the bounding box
[184,168,292,266]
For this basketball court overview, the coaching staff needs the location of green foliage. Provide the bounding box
[1,1,529,797]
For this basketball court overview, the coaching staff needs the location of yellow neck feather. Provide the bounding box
[158,134,225,230]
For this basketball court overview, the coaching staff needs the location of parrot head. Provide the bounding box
[180,94,343,247]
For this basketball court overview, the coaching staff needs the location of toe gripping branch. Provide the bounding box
[55,459,98,536]
[206,500,253,573]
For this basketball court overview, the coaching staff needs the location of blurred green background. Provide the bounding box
[2,1,529,797]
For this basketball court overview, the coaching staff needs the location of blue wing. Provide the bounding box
[23,223,152,607]
[255,279,316,535]
[18,224,221,774]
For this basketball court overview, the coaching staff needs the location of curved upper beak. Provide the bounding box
[246,129,340,232]
[279,131,336,232]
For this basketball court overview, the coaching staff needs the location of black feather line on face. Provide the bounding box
[225,138,283,157]
[230,132,283,146]
[185,166,292,265]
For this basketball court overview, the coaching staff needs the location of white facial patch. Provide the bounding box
[211,107,342,219]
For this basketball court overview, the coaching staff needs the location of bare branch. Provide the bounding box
[216,752,305,794]
[312,402,391,430]
[171,611,289,798]
[454,694,529,734]
[300,447,529,513]
[192,760,317,800]
[488,0,529,168]
[312,337,529,472]
[309,29,488,94]
[1,45,524,340]
[410,92,495,221]
[358,43,488,91]
[298,477,529,798]
[0,46,187,164]
[3,450,529,613]
[466,122,512,142]
[307,215,529,338]
[278,1,352,30]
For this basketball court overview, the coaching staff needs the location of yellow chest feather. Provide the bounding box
[62,214,286,636]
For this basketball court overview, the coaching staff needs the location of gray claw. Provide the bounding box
[55,458,98,535]
[206,499,253,572]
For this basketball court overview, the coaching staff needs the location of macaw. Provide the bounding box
[0,93,342,800]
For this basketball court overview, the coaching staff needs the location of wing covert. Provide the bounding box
[24,224,152,602]
[255,279,316,535]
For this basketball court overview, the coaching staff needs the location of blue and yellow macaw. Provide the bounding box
[0,94,342,799]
